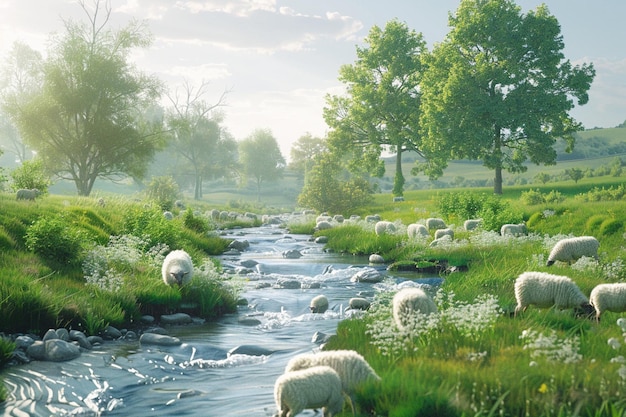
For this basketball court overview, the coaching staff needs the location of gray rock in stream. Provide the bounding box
[27,339,81,362]
[139,333,182,346]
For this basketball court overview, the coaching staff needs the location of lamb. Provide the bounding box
[392,287,438,330]
[274,365,344,417]
[310,295,329,314]
[434,228,454,240]
[500,223,527,237]
[407,223,429,239]
[546,236,600,266]
[463,219,482,231]
[285,350,380,399]
[426,218,446,231]
[16,188,41,201]
[374,220,396,236]
[589,283,626,321]
[514,271,592,316]
[162,249,194,287]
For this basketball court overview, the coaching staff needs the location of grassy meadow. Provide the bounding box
[285,181,626,416]
[1,161,626,414]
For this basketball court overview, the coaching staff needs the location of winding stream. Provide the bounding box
[0,223,438,416]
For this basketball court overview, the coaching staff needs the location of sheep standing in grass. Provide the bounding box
[274,365,344,417]
[546,236,600,266]
[374,221,396,236]
[434,228,454,240]
[426,218,446,231]
[464,219,482,231]
[16,188,40,201]
[162,250,194,287]
[407,223,429,239]
[514,271,592,316]
[310,295,329,313]
[589,283,626,321]
[285,349,380,413]
[392,287,438,330]
[501,223,527,236]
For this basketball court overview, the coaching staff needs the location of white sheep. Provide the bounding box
[16,188,41,201]
[274,365,344,417]
[407,223,429,239]
[434,228,454,240]
[374,221,396,236]
[500,223,527,237]
[348,297,371,311]
[310,295,329,314]
[589,283,626,321]
[392,287,438,330]
[546,236,600,266]
[163,211,174,220]
[285,350,380,399]
[463,219,482,231]
[514,271,591,316]
[426,218,446,231]
[162,250,194,287]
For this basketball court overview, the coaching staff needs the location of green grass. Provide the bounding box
[311,187,626,416]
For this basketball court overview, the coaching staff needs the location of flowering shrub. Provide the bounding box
[520,328,582,364]
[366,289,502,358]
[83,234,169,291]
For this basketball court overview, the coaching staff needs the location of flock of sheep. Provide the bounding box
[158,211,620,416]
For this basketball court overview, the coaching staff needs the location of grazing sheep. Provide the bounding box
[429,234,453,247]
[434,228,454,240]
[500,223,527,237]
[274,365,344,417]
[426,218,446,231]
[392,287,438,330]
[285,350,380,397]
[589,283,626,321]
[514,271,592,316]
[348,297,371,311]
[310,295,329,314]
[407,223,429,239]
[546,236,600,266]
[374,221,396,236]
[162,250,194,287]
[365,214,381,223]
[463,219,482,231]
[332,214,344,223]
[16,188,40,201]
[163,211,174,220]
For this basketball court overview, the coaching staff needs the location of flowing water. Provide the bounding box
[0,224,438,417]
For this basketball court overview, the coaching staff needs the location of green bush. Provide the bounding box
[183,208,210,234]
[10,158,51,193]
[520,189,545,205]
[123,206,181,248]
[145,175,181,210]
[526,211,544,228]
[478,196,523,232]
[437,191,486,221]
[25,215,86,266]
[600,218,623,236]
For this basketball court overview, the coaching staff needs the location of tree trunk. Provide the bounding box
[494,167,503,195]
[392,147,405,197]
[194,173,202,200]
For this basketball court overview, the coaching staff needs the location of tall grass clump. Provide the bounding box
[316,223,404,257]
[25,215,88,267]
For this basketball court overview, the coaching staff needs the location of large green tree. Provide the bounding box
[288,133,327,179]
[239,129,285,201]
[419,0,595,194]
[3,0,164,196]
[323,19,427,197]
[166,81,232,199]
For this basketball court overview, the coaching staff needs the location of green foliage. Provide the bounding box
[0,226,16,250]
[182,208,210,234]
[239,129,285,200]
[317,224,404,257]
[297,152,373,213]
[146,176,181,210]
[420,0,595,194]
[600,218,623,236]
[526,211,544,228]
[324,19,427,196]
[10,158,51,193]
[123,206,181,248]
[575,184,626,202]
[0,337,15,369]
[25,215,87,266]
[437,191,486,221]
[520,188,546,205]
[586,214,607,232]
[479,196,523,232]
[4,3,164,196]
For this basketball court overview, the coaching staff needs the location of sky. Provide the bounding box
[1,0,625,161]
